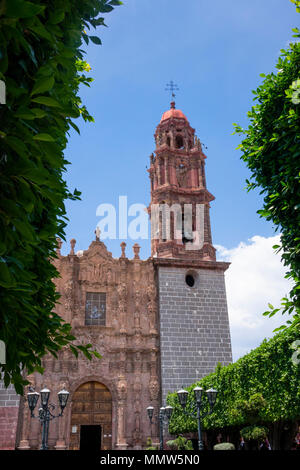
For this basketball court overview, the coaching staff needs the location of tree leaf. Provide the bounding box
[31,76,55,96]
[89,36,102,45]
[4,0,45,18]
[31,96,61,107]
[33,133,55,142]
[0,261,15,288]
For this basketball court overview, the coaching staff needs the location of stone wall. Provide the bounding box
[158,264,232,401]
[0,382,20,449]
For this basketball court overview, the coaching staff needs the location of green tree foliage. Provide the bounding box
[167,327,300,435]
[0,0,121,393]
[233,0,300,326]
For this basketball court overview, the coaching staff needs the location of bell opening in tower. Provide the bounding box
[175,135,184,149]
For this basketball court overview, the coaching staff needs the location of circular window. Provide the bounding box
[185,274,195,287]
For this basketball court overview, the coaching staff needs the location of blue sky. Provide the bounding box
[62,0,297,259]
[61,0,298,359]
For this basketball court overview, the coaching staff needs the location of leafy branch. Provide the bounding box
[0,0,122,393]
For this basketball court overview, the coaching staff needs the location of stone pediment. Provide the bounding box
[82,240,113,261]
[78,241,116,284]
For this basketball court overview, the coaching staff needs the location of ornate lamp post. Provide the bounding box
[147,405,173,450]
[177,386,217,451]
[27,386,69,450]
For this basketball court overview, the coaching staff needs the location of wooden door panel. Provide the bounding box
[70,381,112,450]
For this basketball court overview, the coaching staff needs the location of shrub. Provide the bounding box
[145,437,157,450]
[240,425,268,442]
[166,435,193,450]
[213,442,235,451]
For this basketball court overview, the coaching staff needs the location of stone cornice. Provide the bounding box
[152,257,230,272]
[151,186,215,202]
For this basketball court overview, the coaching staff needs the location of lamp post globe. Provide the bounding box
[206,388,218,407]
[193,386,203,404]
[165,405,173,420]
[40,388,50,408]
[58,388,70,411]
[27,390,39,413]
[177,388,189,408]
[147,406,154,423]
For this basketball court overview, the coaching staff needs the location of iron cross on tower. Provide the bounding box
[165,80,179,100]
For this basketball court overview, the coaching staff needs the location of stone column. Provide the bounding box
[171,164,177,186]
[17,399,31,450]
[198,164,204,189]
[115,375,128,450]
[157,160,161,186]
[117,283,127,334]
[54,415,67,450]
[148,371,160,448]
[165,156,169,184]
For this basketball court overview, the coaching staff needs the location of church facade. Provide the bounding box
[0,102,232,450]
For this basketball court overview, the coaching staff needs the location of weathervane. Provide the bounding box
[165,80,179,100]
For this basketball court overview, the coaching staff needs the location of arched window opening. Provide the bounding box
[176,135,184,149]
[182,210,194,244]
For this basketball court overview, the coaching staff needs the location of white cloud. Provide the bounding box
[216,235,293,362]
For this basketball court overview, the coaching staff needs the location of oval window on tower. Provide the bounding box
[185,270,198,288]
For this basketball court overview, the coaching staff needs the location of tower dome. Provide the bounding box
[160,101,188,123]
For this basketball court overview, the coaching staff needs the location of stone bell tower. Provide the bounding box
[148,101,232,401]
[148,100,216,261]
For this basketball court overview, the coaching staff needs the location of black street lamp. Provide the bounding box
[27,386,69,450]
[147,405,173,450]
[177,386,217,451]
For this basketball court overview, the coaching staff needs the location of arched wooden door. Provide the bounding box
[70,381,112,450]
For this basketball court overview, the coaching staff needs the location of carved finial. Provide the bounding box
[194,136,201,150]
[70,238,76,255]
[56,237,62,256]
[95,226,101,242]
[120,241,126,258]
[133,243,140,260]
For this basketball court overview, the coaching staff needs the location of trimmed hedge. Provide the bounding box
[167,327,300,434]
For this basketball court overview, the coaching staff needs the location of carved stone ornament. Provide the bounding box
[149,379,159,401]
[117,376,127,401]
[176,164,188,188]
